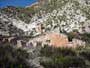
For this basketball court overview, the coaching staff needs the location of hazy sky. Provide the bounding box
[0,0,37,8]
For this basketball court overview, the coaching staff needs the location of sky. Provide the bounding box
[0,0,37,8]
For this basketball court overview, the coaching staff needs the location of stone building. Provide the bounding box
[27,32,86,48]
[45,32,69,47]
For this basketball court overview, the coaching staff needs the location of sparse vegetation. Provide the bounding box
[40,45,90,68]
[0,0,90,68]
[0,43,30,68]
[67,33,90,43]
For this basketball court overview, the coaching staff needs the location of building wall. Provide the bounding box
[45,32,69,47]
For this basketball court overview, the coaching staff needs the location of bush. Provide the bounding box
[40,45,87,68]
[40,56,86,68]
[79,50,90,61]
[0,43,30,68]
[40,45,76,57]
[80,33,90,43]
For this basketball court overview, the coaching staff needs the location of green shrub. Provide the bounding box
[40,45,76,57]
[40,56,86,68]
[79,50,90,61]
[0,43,30,68]
[40,45,88,68]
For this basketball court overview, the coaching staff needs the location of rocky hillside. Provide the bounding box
[0,0,90,36]
[0,6,40,36]
[41,0,90,33]
[0,1,90,67]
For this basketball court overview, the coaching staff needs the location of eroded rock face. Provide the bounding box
[27,32,85,48]
[1,0,90,36]
[45,32,69,47]
[0,0,89,49]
